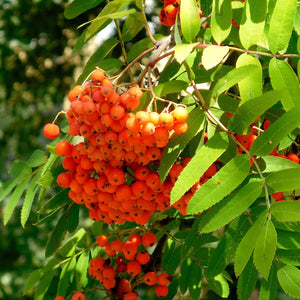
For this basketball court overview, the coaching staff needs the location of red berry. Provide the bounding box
[144,271,158,286]
[142,232,157,247]
[72,292,86,300]
[155,285,169,297]
[43,123,60,139]
[124,292,138,300]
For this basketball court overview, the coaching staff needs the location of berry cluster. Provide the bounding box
[89,231,171,299]
[50,69,193,225]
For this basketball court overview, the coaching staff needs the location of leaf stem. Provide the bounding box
[114,19,128,63]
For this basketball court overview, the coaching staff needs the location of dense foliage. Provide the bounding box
[1,0,300,299]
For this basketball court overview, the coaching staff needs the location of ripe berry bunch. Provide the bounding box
[88,231,172,299]
[54,68,192,225]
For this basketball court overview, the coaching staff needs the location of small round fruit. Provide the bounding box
[72,292,86,300]
[43,123,60,139]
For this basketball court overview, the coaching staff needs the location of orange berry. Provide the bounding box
[155,285,169,297]
[91,69,105,83]
[128,233,142,247]
[142,232,157,247]
[172,106,188,122]
[157,272,172,285]
[271,192,284,201]
[96,235,108,247]
[149,111,160,125]
[107,168,125,186]
[159,112,174,128]
[127,260,141,276]
[56,141,73,156]
[68,85,84,102]
[128,86,143,101]
[110,105,125,120]
[57,172,71,188]
[110,239,124,252]
[101,84,114,98]
[72,292,86,300]
[173,121,188,134]
[43,123,60,139]
[122,242,138,260]
[144,271,158,286]
[136,251,150,265]
[140,122,155,136]
[287,153,299,164]
[124,292,138,300]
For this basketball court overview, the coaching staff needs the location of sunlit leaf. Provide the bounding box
[64,0,104,19]
[211,0,232,44]
[202,45,230,70]
[277,264,300,298]
[270,201,300,222]
[171,131,229,204]
[187,154,250,214]
[239,0,267,49]
[268,0,297,54]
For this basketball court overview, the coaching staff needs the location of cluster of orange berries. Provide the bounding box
[88,231,171,299]
[46,69,196,225]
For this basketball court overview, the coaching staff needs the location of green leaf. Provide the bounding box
[0,178,20,203]
[45,213,69,257]
[153,80,188,98]
[198,181,263,233]
[235,210,268,277]
[59,228,87,257]
[277,230,300,249]
[269,58,300,111]
[179,259,191,294]
[237,256,258,300]
[259,262,277,300]
[267,0,297,54]
[277,264,300,298]
[76,38,119,84]
[211,65,259,100]
[23,269,43,295]
[179,0,201,42]
[34,270,56,300]
[228,89,286,134]
[85,7,136,41]
[159,108,205,182]
[21,169,43,227]
[9,160,32,178]
[187,154,250,214]
[39,189,70,214]
[4,176,30,225]
[253,218,277,279]
[235,53,262,103]
[171,132,229,204]
[67,204,80,233]
[64,0,104,19]
[189,262,202,300]
[239,0,267,49]
[266,168,300,193]
[37,165,64,188]
[122,12,144,42]
[75,251,90,289]
[201,45,230,70]
[262,156,300,173]
[277,249,300,266]
[250,107,300,156]
[211,0,232,44]
[207,273,230,298]
[270,201,300,222]
[73,0,134,52]
[57,256,76,297]
[26,150,47,168]
[206,215,250,279]
[174,43,197,64]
